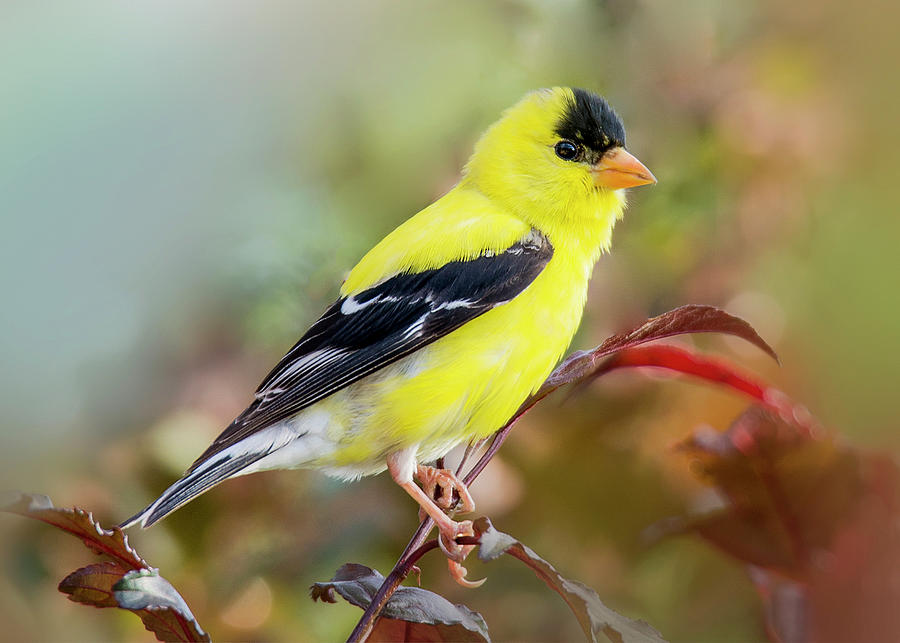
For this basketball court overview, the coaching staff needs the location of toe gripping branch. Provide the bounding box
[416,464,475,514]
[414,464,484,588]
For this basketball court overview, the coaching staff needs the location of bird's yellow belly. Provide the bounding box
[311,254,591,475]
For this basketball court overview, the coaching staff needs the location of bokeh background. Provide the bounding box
[2,0,898,641]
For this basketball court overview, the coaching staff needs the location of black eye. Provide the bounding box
[554,140,580,161]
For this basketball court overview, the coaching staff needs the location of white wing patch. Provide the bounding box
[341,294,403,315]
[433,299,478,311]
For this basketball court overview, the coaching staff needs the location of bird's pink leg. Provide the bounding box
[386,451,484,588]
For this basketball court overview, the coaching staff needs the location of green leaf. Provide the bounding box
[474,518,666,643]
[311,563,490,642]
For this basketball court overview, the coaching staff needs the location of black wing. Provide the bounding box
[189,229,553,470]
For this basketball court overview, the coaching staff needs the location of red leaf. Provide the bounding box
[590,345,819,436]
[467,306,784,488]
[540,304,777,393]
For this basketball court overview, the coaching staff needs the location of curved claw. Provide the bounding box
[437,519,475,562]
[437,519,484,587]
[448,558,486,588]
[438,532,472,562]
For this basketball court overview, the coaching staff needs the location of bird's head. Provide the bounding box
[464,87,655,246]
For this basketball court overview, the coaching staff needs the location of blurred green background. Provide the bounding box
[2,0,898,641]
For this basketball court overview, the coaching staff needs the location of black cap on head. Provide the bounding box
[554,88,626,155]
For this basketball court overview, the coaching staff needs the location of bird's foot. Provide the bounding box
[416,464,475,514]
[436,518,485,588]
[386,453,484,588]
[437,519,475,562]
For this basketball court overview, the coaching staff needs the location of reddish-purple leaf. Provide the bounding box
[312,563,489,642]
[540,304,777,394]
[668,407,859,575]
[59,561,130,608]
[3,492,208,642]
[1,491,148,570]
[508,305,780,423]
[663,407,900,641]
[590,304,777,362]
[474,518,666,643]
[59,562,209,641]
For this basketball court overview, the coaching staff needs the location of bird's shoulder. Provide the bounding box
[341,187,531,296]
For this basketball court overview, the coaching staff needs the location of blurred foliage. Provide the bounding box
[2,0,899,641]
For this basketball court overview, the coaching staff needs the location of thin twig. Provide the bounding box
[346,516,440,642]
[455,438,487,477]
[344,534,444,641]
[462,421,517,486]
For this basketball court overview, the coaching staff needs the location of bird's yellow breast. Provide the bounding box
[386,244,594,444]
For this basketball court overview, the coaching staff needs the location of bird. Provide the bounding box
[122,87,654,585]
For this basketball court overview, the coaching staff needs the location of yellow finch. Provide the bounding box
[123,87,654,572]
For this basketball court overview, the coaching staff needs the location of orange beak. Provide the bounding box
[591,147,656,190]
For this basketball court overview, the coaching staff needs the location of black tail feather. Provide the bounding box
[119,452,265,529]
